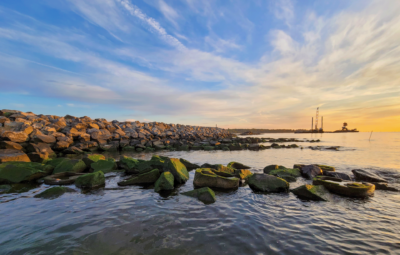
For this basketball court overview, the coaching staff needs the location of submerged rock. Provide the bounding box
[163,158,189,184]
[313,176,375,198]
[154,171,174,192]
[291,185,329,201]
[0,162,47,184]
[91,159,117,173]
[0,149,30,163]
[193,168,239,189]
[263,165,286,174]
[179,158,200,171]
[352,169,387,183]
[75,171,105,189]
[268,168,301,182]
[247,174,289,193]
[227,161,251,169]
[182,187,216,204]
[34,187,75,199]
[118,169,160,186]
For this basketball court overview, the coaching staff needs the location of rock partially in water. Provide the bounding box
[34,187,76,199]
[154,171,174,192]
[313,176,375,198]
[247,173,289,193]
[325,171,353,181]
[82,154,106,167]
[118,156,141,173]
[91,159,117,173]
[163,158,189,184]
[0,184,12,193]
[118,169,160,186]
[234,169,253,180]
[53,159,87,174]
[44,172,85,185]
[316,165,335,175]
[291,184,329,201]
[373,182,399,192]
[75,171,105,189]
[0,149,30,163]
[179,158,200,171]
[268,168,301,182]
[0,162,47,184]
[263,165,286,174]
[300,165,323,179]
[352,169,387,183]
[193,169,239,189]
[182,187,216,204]
[227,161,251,169]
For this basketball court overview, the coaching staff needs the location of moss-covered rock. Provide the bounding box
[0,162,47,184]
[291,185,329,201]
[203,146,214,151]
[179,158,200,171]
[316,165,335,174]
[0,184,11,193]
[263,165,286,174]
[118,169,160,186]
[234,169,253,180]
[193,168,239,189]
[91,159,117,173]
[123,156,166,175]
[82,154,106,167]
[154,171,174,192]
[45,158,68,168]
[53,159,87,174]
[269,168,301,182]
[163,158,189,184]
[34,187,75,199]
[227,162,251,169]
[118,156,141,173]
[182,187,216,204]
[312,176,375,198]
[247,173,289,193]
[75,171,105,189]
[44,172,85,185]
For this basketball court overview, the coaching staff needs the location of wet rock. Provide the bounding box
[44,172,85,185]
[154,171,174,192]
[82,154,106,167]
[234,169,253,180]
[0,184,12,193]
[316,165,335,174]
[247,173,289,193]
[53,159,87,174]
[91,159,117,173]
[163,158,189,184]
[118,169,160,186]
[373,182,399,192]
[0,141,23,151]
[0,149,30,163]
[75,171,105,189]
[193,168,239,189]
[118,156,140,173]
[179,158,200,171]
[227,161,251,169]
[182,187,216,204]
[300,165,323,179]
[268,168,301,182]
[313,176,375,198]
[0,162,47,184]
[325,171,352,181]
[291,185,329,201]
[34,187,76,199]
[352,169,387,183]
[263,165,286,174]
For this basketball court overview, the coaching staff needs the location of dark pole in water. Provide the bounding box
[311,117,313,131]
[369,131,373,141]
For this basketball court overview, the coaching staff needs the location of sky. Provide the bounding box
[0,0,399,132]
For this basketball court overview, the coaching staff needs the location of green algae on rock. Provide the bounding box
[53,159,87,174]
[268,168,301,182]
[91,159,117,173]
[163,158,189,184]
[0,162,47,184]
[263,165,286,174]
[182,187,216,204]
[118,169,160,186]
[227,161,251,169]
[82,154,106,167]
[34,186,76,199]
[179,158,200,171]
[312,176,375,198]
[247,173,289,193]
[75,171,105,189]
[154,171,174,192]
[291,185,329,201]
[44,172,85,185]
[193,168,239,189]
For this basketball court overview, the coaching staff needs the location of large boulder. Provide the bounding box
[300,165,323,179]
[75,171,105,189]
[352,169,387,183]
[91,159,117,173]
[179,158,200,171]
[0,141,23,150]
[26,143,57,162]
[82,154,106,167]
[53,159,87,174]
[0,149,30,163]
[263,165,286,174]
[154,171,175,192]
[118,156,141,173]
[268,168,301,182]
[227,161,251,169]
[193,169,239,189]
[118,169,160,186]
[0,162,48,184]
[1,131,29,143]
[34,187,75,199]
[163,158,189,184]
[247,174,289,193]
[182,187,216,204]
[291,185,330,201]
[313,176,375,198]
[32,134,56,144]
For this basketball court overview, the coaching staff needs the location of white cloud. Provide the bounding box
[273,0,294,27]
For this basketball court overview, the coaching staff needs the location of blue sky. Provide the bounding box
[0,0,399,131]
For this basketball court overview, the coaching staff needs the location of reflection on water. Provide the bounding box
[0,133,400,254]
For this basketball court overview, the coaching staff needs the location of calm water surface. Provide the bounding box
[1,132,400,255]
